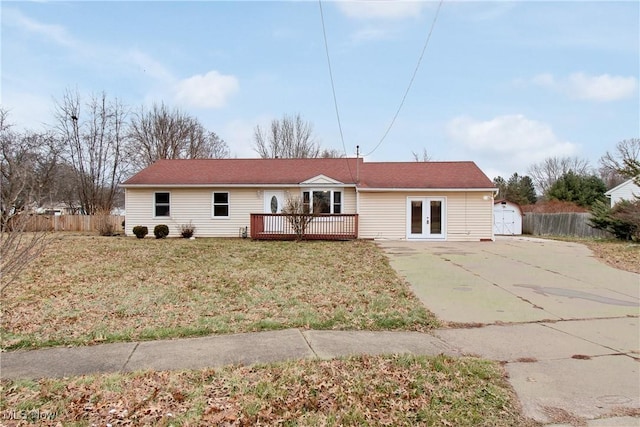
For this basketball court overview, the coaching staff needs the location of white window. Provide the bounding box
[302,190,342,214]
[154,192,170,217]
[212,192,229,218]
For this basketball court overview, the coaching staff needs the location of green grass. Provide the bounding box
[0,354,538,426]
[2,234,438,350]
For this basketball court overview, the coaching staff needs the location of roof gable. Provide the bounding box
[604,177,640,196]
[300,174,344,185]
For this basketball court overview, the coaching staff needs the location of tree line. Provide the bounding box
[492,138,639,209]
[492,139,639,241]
[1,90,342,222]
[2,88,638,234]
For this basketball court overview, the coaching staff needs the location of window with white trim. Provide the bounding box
[212,192,229,217]
[302,190,342,214]
[154,192,170,217]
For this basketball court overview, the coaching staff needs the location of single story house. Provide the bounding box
[493,200,523,235]
[604,177,640,207]
[120,158,497,241]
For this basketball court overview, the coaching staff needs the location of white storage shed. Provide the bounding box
[493,200,523,235]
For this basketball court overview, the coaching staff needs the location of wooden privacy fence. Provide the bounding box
[523,213,612,238]
[21,215,125,232]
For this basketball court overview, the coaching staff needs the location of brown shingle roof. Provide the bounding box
[121,158,494,189]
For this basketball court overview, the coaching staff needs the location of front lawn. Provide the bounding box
[1,235,437,350]
[0,354,537,427]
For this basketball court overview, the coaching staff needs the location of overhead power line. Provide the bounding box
[318,0,356,183]
[363,0,445,158]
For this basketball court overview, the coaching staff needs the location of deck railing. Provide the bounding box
[250,213,358,240]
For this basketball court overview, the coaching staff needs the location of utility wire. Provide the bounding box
[363,0,444,158]
[318,0,356,183]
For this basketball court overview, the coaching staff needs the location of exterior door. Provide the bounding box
[407,197,445,239]
[494,206,515,235]
[264,191,285,232]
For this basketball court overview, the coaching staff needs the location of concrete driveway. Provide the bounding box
[378,236,640,426]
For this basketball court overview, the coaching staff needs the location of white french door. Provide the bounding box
[406,197,445,240]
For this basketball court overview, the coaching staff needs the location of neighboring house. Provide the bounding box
[493,200,523,235]
[120,158,497,241]
[604,178,640,207]
[35,202,78,216]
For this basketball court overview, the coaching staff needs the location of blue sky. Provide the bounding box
[2,1,638,179]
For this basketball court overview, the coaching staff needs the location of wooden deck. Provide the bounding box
[250,213,358,240]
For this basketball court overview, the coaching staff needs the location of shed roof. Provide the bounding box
[121,158,495,190]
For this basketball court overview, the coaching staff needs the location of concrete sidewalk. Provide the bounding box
[2,326,638,427]
[0,329,460,380]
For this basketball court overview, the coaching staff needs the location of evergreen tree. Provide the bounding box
[547,171,606,207]
[493,173,537,205]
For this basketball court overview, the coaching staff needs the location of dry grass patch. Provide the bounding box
[1,235,437,350]
[543,236,640,274]
[581,240,640,274]
[0,354,538,426]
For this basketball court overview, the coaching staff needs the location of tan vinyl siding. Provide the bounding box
[125,187,357,238]
[446,192,494,241]
[358,191,494,241]
[125,188,261,237]
[358,192,407,239]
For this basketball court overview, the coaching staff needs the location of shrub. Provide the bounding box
[154,224,170,239]
[179,221,196,238]
[132,226,148,239]
[95,213,117,236]
[93,210,119,236]
[590,199,640,241]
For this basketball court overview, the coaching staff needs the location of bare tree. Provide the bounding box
[412,148,432,162]
[54,89,128,215]
[0,109,51,291]
[254,113,325,158]
[320,148,344,158]
[1,110,63,222]
[599,138,640,188]
[127,102,229,171]
[528,156,592,196]
[282,195,316,241]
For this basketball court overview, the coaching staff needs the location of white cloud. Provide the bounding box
[531,72,638,102]
[223,117,270,158]
[5,8,176,93]
[336,1,426,20]
[566,73,638,102]
[446,114,577,173]
[531,73,555,87]
[3,7,77,48]
[123,49,174,83]
[173,71,239,109]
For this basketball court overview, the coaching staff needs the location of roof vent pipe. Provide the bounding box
[356,145,360,184]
